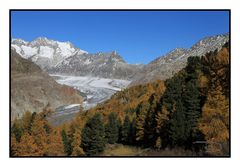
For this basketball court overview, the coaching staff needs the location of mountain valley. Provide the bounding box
[11,33,229,124]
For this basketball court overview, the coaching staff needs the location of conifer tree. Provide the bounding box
[155,106,169,148]
[71,129,85,156]
[11,121,23,143]
[31,116,48,153]
[81,113,105,156]
[45,130,65,156]
[17,132,42,156]
[121,115,131,144]
[10,135,18,156]
[105,112,119,144]
[21,111,33,133]
[198,45,229,155]
[135,102,149,142]
[28,112,37,134]
[183,80,201,143]
[117,118,122,143]
[199,86,229,155]
[162,76,184,112]
[143,94,158,146]
[168,100,186,146]
[129,117,136,145]
[61,129,72,155]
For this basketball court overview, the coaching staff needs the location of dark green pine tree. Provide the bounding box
[61,129,72,155]
[28,112,37,134]
[185,56,201,80]
[161,75,186,147]
[143,94,158,147]
[168,100,186,146]
[105,112,119,144]
[162,76,184,112]
[121,115,131,144]
[184,56,202,145]
[129,117,136,145]
[183,80,201,142]
[11,122,23,143]
[81,113,106,156]
[117,118,122,143]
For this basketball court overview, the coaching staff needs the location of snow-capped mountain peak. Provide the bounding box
[11,37,88,70]
[12,38,29,45]
[30,37,55,46]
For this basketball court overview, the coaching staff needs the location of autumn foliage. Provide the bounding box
[11,108,65,156]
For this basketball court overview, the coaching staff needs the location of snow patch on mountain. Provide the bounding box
[11,45,22,56]
[21,45,38,58]
[39,46,54,58]
[57,42,77,57]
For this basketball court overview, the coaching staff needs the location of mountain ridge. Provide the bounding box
[11,33,229,83]
[130,33,229,85]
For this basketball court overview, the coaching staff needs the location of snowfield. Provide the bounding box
[50,74,131,110]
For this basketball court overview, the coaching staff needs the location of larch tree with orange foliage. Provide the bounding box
[199,85,229,155]
[199,44,229,155]
[71,129,85,156]
[10,135,18,156]
[31,116,50,154]
[16,132,41,156]
[155,106,169,149]
[45,130,65,156]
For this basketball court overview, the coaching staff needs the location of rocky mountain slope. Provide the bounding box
[11,50,83,120]
[49,51,143,80]
[130,33,229,86]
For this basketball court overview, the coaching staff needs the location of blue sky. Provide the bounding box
[11,11,229,64]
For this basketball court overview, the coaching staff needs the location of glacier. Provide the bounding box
[47,74,131,125]
[50,74,131,110]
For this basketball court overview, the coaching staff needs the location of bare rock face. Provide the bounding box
[49,51,143,80]
[130,33,229,86]
[11,50,83,120]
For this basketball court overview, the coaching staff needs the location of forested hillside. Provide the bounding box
[11,42,229,156]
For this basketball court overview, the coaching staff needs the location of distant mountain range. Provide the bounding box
[11,33,229,84]
[130,33,229,85]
